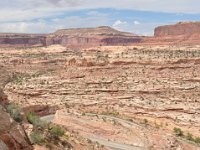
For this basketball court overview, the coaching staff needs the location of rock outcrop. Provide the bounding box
[0,34,46,47]
[1,22,200,48]
[0,105,32,150]
[0,66,32,150]
[0,27,142,48]
[46,26,142,48]
[154,22,200,37]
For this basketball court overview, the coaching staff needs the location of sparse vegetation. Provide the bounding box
[27,112,67,147]
[194,137,200,144]
[30,131,44,144]
[186,132,194,141]
[144,119,148,126]
[49,125,65,139]
[173,128,200,145]
[6,103,23,123]
[173,127,184,137]
[101,110,119,117]
[27,112,48,129]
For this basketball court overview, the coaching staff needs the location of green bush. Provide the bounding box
[27,112,39,124]
[173,127,184,137]
[30,131,44,144]
[49,125,65,138]
[6,103,23,123]
[27,112,48,129]
[194,137,200,143]
[186,133,194,141]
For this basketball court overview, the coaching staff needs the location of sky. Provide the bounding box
[0,0,200,35]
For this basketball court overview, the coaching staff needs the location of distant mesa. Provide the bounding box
[53,26,136,36]
[0,22,200,48]
[154,21,200,37]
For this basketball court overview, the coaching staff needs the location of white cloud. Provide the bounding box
[0,0,199,34]
[134,21,140,25]
[0,15,109,34]
[112,20,128,30]
[40,0,200,14]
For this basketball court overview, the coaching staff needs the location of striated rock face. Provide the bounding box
[46,26,142,48]
[0,22,200,48]
[3,45,200,149]
[0,34,46,47]
[0,26,142,48]
[154,22,200,37]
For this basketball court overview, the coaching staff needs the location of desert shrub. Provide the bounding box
[173,127,184,137]
[194,137,200,144]
[6,103,23,123]
[49,125,65,138]
[127,118,133,122]
[30,131,44,144]
[27,112,39,124]
[27,112,48,129]
[144,119,148,127]
[101,111,119,117]
[186,133,194,141]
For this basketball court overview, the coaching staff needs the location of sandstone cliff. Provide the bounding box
[0,34,46,47]
[0,22,200,48]
[0,26,142,48]
[46,26,142,48]
[154,22,200,37]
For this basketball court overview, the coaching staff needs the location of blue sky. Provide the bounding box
[0,0,199,35]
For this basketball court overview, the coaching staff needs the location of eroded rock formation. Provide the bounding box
[47,26,142,48]
[154,22,200,37]
[0,34,46,47]
[0,26,142,48]
[0,105,32,150]
[0,66,32,150]
[0,22,200,48]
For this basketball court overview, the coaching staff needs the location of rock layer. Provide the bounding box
[3,45,200,149]
[0,26,142,48]
[0,22,200,48]
[46,26,142,48]
[154,22,200,37]
[0,34,46,47]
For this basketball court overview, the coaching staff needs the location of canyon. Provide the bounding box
[0,22,200,150]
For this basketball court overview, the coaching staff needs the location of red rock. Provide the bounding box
[154,22,200,37]
[47,26,142,48]
[0,33,46,47]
